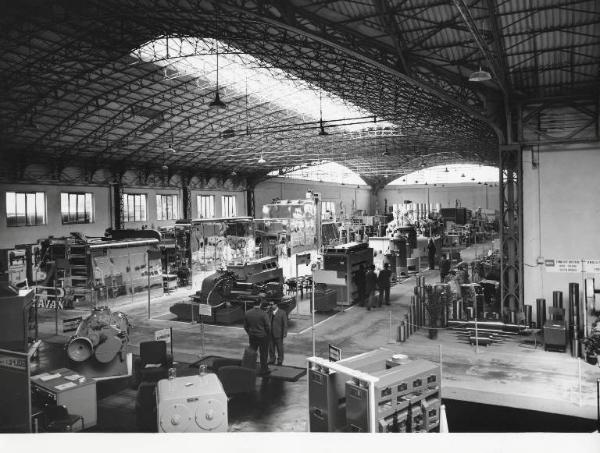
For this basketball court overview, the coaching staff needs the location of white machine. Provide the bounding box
[156,374,228,432]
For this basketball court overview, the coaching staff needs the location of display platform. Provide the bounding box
[191,356,306,382]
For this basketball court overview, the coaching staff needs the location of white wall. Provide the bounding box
[254,178,371,216]
[379,183,500,214]
[523,142,600,319]
[0,183,247,249]
[0,183,110,248]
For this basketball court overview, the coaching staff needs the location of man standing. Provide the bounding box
[377,263,392,306]
[427,237,437,270]
[365,264,378,310]
[354,264,366,306]
[268,301,288,366]
[243,299,271,375]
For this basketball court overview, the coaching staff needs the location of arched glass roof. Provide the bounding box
[269,162,366,185]
[389,164,499,185]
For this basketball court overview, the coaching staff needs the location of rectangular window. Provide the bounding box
[156,194,179,220]
[221,195,237,217]
[122,193,147,222]
[61,192,94,224]
[197,195,215,219]
[322,201,336,219]
[6,191,46,226]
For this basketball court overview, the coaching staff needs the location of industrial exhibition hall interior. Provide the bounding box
[0,0,599,442]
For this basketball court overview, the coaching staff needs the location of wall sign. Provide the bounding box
[545,259,600,274]
[154,328,172,343]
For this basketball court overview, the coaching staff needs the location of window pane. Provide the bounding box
[26,193,36,225]
[61,193,68,223]
[173,195,179,219]
[6,192,16,226]
[139,195,146,221]
[156,195,163,221]
[77,194,85,223]
[15,193,26,226]
[35,192,45,225]
[127,195,135,221]
[85,193,93,222]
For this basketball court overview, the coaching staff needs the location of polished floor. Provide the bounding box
[32,241,600,432]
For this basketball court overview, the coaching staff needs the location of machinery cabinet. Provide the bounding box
[31,368,97,430]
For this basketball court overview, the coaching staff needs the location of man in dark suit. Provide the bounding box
[365,264,378,311]
[243,299,271,375]
[377,262,392,306]
[354,264,366,306]
[268,301,288,366]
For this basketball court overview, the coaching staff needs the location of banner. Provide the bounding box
[328,344,342,362]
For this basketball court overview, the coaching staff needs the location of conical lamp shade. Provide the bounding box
[209,91,226,109]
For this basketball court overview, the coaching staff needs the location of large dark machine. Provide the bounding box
[170,256,296,324]
[0,283,37,352]
[66,306,130,364]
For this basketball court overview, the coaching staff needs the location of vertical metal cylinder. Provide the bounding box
[404,314,410,338]
[399,321,406,342]
[569,283,579,357]
[524,304,532,327]
[509,311,516,324]
[553,291,563,309]
[536,298,546,329]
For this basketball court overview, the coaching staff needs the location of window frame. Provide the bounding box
[197,194,215,219]
[122,193,148,222]
[221,195,237,218]
[156,194,179,221]
[60,192,95,225]
[6,191,47,227]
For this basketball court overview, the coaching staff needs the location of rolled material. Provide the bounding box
[569,283,579,357]
[399,321,406,342]
[536,298,547,329]
[524,305,532,327]
[552,291,563,309]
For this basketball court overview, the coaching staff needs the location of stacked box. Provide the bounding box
[422,395,441,432]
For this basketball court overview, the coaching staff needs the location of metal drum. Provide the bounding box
[95,336,123,363]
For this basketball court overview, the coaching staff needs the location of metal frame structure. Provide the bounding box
[499,144,523,316]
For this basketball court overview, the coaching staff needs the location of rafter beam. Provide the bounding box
[372,0,410,75]
[452,0,509,96]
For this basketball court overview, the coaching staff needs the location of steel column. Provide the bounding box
[499,145,522,315]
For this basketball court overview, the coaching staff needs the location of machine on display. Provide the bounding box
[308,349,441,433]
[170,255,296,324]
[66,306,131,364]
[175,217,255,291]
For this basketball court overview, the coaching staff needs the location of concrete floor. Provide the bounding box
[32,241,600,431]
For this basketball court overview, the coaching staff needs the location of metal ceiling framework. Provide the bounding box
[0,0,598,189]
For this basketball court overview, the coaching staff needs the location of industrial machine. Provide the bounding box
[175,217,255,291]
[156,374,227,432]
[0,282,37,352]
[170,256,296,324]
[66,306,131,364]
[544,307,567,352]
[31,367,97,431]
[39,234,163,307]
[0,247,27,287]
[308,349,441,433]
[313,242,373,306]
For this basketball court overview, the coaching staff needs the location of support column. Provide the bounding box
[182,181,192,220]
[246,184,255,218]
[111,181,124,230]
[499,145,523,315]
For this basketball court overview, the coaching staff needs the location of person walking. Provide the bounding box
[377,262,392,306]
[427,237,437,270]
[268,301,288,366]
[354,264,366,306]
[365,264,378,310]
[243,299,271,375]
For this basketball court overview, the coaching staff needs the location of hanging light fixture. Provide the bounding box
[469,66,492,82]
[258,153,266,164]
[444,167,449,173]
[209,8,226,109]
[382,146,390,157]
[461,173,466,178]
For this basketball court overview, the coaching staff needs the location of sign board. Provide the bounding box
[328,344,342,362]
[296,253,311,265]
[198,303,212,316]
[62,316,83,333]
[545,259,582,273]
[583,260,600,274]
[154,328,172,344]
[0,349,31,433]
